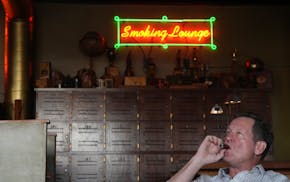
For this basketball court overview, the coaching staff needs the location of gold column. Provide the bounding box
[6,18,33,119]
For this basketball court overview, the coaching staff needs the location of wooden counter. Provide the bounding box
[0,119,49,182]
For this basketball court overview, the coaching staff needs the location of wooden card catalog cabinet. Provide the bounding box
[205,114,228,138]
[47,122,70,152]
[106,121,138,152]
[170,154,195,177]
[139,89,171,121]
[36,91,70,153]
[172,121,204,151]
[139,120,171,151]
[35,88,272,182]
[140,154,171,181]
[105,154,138,181]
[72,91,104,121]
[106,90,137,121]
[171,90,204,121]
[105,90,138,152]
[239,91,271,123]
[71,154,104,181]
[36,91,70,121]
[71,122,104,152]
[139,89,171,152]
[172,90,205,151]
[205,92,229,138]
[55,154,70,182]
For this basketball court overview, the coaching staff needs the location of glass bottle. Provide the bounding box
[173,49,183,75]
[231,48,245,79]
[191,48,202,82]
[124,50,135,77]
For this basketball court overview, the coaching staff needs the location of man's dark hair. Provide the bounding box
[234,112,273,160]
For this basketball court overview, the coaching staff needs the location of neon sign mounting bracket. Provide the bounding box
[114,15,217,50]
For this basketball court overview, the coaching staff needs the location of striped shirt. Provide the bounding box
[194,164,289,182]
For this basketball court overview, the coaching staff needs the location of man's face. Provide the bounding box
[223,117,257,167]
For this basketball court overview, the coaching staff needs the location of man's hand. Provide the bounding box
[168,135,226,182]
[195,135,226,166]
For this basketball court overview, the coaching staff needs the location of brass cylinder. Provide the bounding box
[6,18,33,119]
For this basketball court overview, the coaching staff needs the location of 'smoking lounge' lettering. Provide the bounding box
[121,25,210,42]
[114,16,216,49]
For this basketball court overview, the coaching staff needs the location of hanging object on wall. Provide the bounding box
[114,16,217,50]
[79,31,106,69]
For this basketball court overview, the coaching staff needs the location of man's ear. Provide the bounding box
[255,141,267,155]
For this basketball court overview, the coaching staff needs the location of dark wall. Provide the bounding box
[33,3,290,159]
[0,103,5,119]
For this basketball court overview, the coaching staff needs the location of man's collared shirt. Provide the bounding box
[194,164,289,182]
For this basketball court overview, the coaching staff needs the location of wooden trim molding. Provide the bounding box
[0,119,49,124]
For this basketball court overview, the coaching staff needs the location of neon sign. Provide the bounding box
[114,16,217,50]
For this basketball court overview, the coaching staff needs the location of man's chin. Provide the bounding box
[222,154,231,162]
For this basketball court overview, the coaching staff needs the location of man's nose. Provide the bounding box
[224,133,232,142]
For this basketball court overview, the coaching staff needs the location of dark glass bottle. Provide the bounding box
[124,50,135,77]
[191,48,202,82]
[231,48,239,77]
[231,48,245,80]
[174,49,183,75]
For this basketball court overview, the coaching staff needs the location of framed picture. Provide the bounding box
[39,62,51,79]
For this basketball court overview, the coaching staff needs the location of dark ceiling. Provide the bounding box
[33,0,290,5]
[2,0,288,19]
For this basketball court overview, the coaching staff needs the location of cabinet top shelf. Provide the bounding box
[34,87,272,92]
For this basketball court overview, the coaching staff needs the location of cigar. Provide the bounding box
[220,143,230,149]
